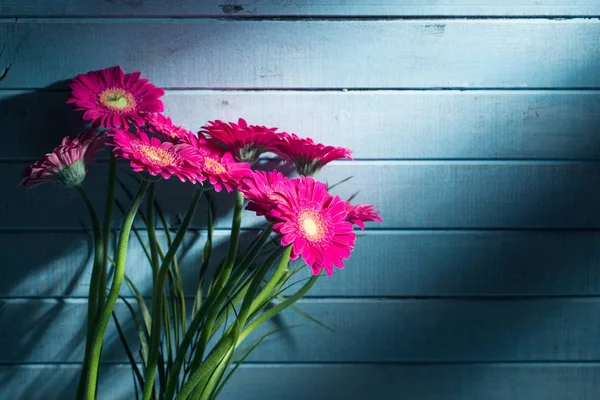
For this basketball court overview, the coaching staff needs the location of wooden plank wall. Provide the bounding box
[1,1,600,399]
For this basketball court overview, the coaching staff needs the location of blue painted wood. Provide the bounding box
[2,2,600,399]
[3,298,600,363]
[4,363,600,400]
[4,90,600,160]
[5,161,600,229]
[1,20,600,89]
[1,1,599,17]
[7,230,600,297]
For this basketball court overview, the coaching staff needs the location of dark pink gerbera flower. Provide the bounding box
[145,113,194,142]
[67,66,165,129]
[187,135,252,192]
[344,201,383,230]
[200,118,281,163]
[270,176,356,276]
[272,133,353,176]
[241,170,289,219]
[107,129,200,182]
[19,132,103,189]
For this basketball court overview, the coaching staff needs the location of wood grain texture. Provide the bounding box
[3,298,600,363]
[4,363,600,400]
[1,20,600,89]
[5,161,600,229]
[1,1,599,17]
[2,3,600,398]
[4,90,600,160]
[6,230,600,298]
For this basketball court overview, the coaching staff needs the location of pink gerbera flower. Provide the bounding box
[67,66,165,129]
[19,132,103,189]
[187,135,252,192]
[270,177,356,276]
[200,118,281,162]
[344,201,383,229]
[241,170,289,219]
[272,133,353,176]
[107,129,200,182]
[145,113,194,142]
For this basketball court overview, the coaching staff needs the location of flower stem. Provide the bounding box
[142,188,202,400]
[78,186,104,334]
[162,225,273,400]
[100,152,117,309]
[189,190,244,373]
[239,274,319,344]
[147,182,160,281]
[195,244,291,400]
[75,186,104,400]
[175,246,292,400]
[84,181,149,400]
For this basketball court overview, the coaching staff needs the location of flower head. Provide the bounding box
[344,201,383,229]
[200,118,281,162]
[241,170,289,219]
[270,177,356,276]
[145,113,194,142]
[272,133,353,176]
[186,135,252,192]
[19,132,103,189]
[107,129,200,182]
[67,66,165,129]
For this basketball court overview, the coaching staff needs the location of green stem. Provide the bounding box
[194,347,233,400]
[249,248,290,314]
[195,275,319,400]
[198,227,279,360]
[157,205,187,343]
[100,153,117,312]
[84,181,149,400]
[194,275,319,400]
[176,247,292,400]
[190,190,244,373]
[76,186,104,400]
[195,246,291,400]
[239,275,319,344]
[142,188,202,400]
[147,183,160,282]
[192,192,215,318]
[163,226,273,400]
[78,186,104,332]
[147,182,173,398]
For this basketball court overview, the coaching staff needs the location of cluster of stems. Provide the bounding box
[75,157,319,400]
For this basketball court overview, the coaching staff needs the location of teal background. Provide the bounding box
[1,1,600,399]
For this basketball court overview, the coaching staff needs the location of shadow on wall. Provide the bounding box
[0,82,278,398]
[2,78,600,399]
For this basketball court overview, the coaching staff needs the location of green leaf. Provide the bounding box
[210,324,305,400]
[111,308,145,390]
[193,191,216,318]
[286,301,335,333]
[120,294,150,369]
[156,199,187,338]
[133,367,141,400]
[238,275,320,345]
[327,175,354,191]
[347,189,361,202]
[124,276,153,336]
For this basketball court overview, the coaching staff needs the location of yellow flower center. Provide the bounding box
[136,144,175,167]
[203,157,227,174]
[298,210,326,241]
[99,87,136,112]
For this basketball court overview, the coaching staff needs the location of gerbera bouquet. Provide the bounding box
[20,66,382,400]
